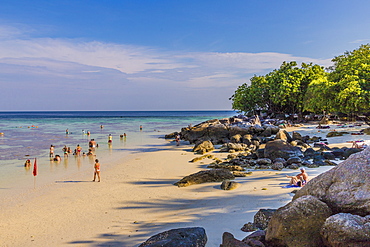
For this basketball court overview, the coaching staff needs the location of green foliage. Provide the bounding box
[230,61,326,115]
[231,44,370,116]
[328,44,370,114]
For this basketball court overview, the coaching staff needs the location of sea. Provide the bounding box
[0,111,236,195]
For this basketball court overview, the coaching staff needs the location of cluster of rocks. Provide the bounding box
[139,147,370,246]
[221,146,370,247]
[168,116,286,145]
[169,116,367,190]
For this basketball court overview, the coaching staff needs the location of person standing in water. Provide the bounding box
[108,134,112,144]
[93,159,101,182]
[175,134,180,146]
[49,145,54,157]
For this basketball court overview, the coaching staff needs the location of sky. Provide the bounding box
[1,0,369,111]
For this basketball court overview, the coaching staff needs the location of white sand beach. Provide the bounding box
[0,123,369,247]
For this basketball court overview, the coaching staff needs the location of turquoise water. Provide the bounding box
[0,111,236,189]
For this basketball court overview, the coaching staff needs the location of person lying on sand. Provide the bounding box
[286,168,309,187]
[349,141,368,149]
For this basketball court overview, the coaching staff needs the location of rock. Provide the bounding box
[207,163,244,171]
[174,169,235,187]
[165,132,179,139]
[273,157,286,165]
[190,154,216,163]
[326,131,348,137]
[331,148,345,158]
[256,158,272,165]
[220,143,249,152]
[259,127,272,137]
[241,222,258,232]
[220,232,250,247]
[232,171,253,177]
[243,230,266,243]
[265,195,332,247]
[253,209,276,230]
[292,131,303,141]
[229,126,254,137]
[264,140,303,161]
[220,180,240,190]
[343,148,363,159]
[193,140,214,154]
[321,213,370,247]
[242,134,253,145]
[230,134,242,143]
[294,146,370,216]
[324,160,337,166]
[314,142,331,150]
[287,163,299,169]
[322,152,336,160]
[139,227,207,247]
[180,122,229,144]
[304,148,317,159]
[286,157,302,165]
[271,162,284,170]
[275,129,293,143]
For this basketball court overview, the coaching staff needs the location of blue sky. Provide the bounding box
[1,0,369,111]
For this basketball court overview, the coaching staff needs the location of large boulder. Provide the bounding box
[265,195,332,247]
[293,146,370,216]
[174,169,235,187]
[264,140,304,160]
[193,140,214,154]
[180,120,229,144]
[320,213,370,247]
[139,227,207,247]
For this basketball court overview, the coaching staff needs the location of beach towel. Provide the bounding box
[282,184,300,188]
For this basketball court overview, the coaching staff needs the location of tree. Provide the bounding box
[230,61,326,116]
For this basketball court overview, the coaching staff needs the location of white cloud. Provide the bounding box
[350,39,370,44]
[0,24,334,110]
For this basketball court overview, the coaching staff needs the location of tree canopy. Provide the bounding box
[230,44,370,117]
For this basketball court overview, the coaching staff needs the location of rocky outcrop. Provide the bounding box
[139,227,207,247]
[293,146,370,216]
[265,195,332,247]
[174,169,235,187]
[180,120,230,144]
[264,140,304,160]
[320,213,370,247]
[193,140,214,154]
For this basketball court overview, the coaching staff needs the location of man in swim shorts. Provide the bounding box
[286,168,309,187]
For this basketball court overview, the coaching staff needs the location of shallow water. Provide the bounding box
[0,111,235,192]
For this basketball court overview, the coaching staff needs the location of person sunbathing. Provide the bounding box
[286,168,309,187]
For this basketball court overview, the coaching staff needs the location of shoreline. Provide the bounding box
[0,122,369,246]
